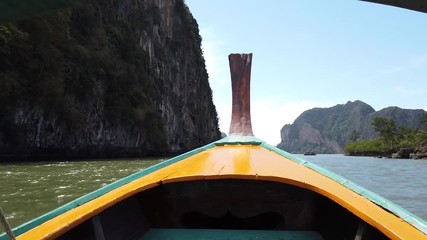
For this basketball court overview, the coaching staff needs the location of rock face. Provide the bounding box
[412,140,427,159]
[277,101,427,154]
[0,0,220,160]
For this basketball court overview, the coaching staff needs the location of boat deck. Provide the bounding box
[140,228,324,240]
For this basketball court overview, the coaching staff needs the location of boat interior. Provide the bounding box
[56,179,389,240]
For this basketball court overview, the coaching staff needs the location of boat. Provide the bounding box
[304,152,316,156]
[1,53,426,240]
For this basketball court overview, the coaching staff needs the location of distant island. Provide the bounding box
[277,100,427,159]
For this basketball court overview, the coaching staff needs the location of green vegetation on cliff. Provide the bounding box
[0,0,220,159]
[344,115,427,156]
[0,7,165,146]
[278,100,427,154]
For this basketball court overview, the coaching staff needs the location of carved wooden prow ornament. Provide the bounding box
[228,53,254,136]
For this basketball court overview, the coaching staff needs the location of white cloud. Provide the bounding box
[199,27,233,133]
[215,96,333,146]
[199,27,335,145]
[215,102,231,135]
[199,28,229,89]
[251,98,332,145]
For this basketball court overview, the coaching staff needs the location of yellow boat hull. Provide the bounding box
[7,137,426,240]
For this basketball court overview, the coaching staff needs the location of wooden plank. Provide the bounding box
[91,216,106,240]
[0,207,15,240]
[354,221,367,240]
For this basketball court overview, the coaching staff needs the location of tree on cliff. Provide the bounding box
[371,117,399,150]
[0,0,220,160]
[420,114,427,128]
[416,114,427,142]
[349,130,360,142]
[345,116,425,156]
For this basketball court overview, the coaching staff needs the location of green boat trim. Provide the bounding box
[260,141,427,235]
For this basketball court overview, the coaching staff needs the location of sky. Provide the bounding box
[185,0,427,145]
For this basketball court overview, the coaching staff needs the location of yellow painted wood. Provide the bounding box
[16,144,427,240]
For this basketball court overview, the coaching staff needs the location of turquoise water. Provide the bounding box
[0,154,426,233]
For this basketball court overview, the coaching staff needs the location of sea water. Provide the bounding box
[0,155,426,232]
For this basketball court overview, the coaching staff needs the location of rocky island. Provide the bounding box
[277,101,427,159]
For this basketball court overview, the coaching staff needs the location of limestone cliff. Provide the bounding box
[0,0,220,160]
[277,101,426,154]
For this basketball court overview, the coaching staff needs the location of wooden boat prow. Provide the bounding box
[1,54,427,240]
